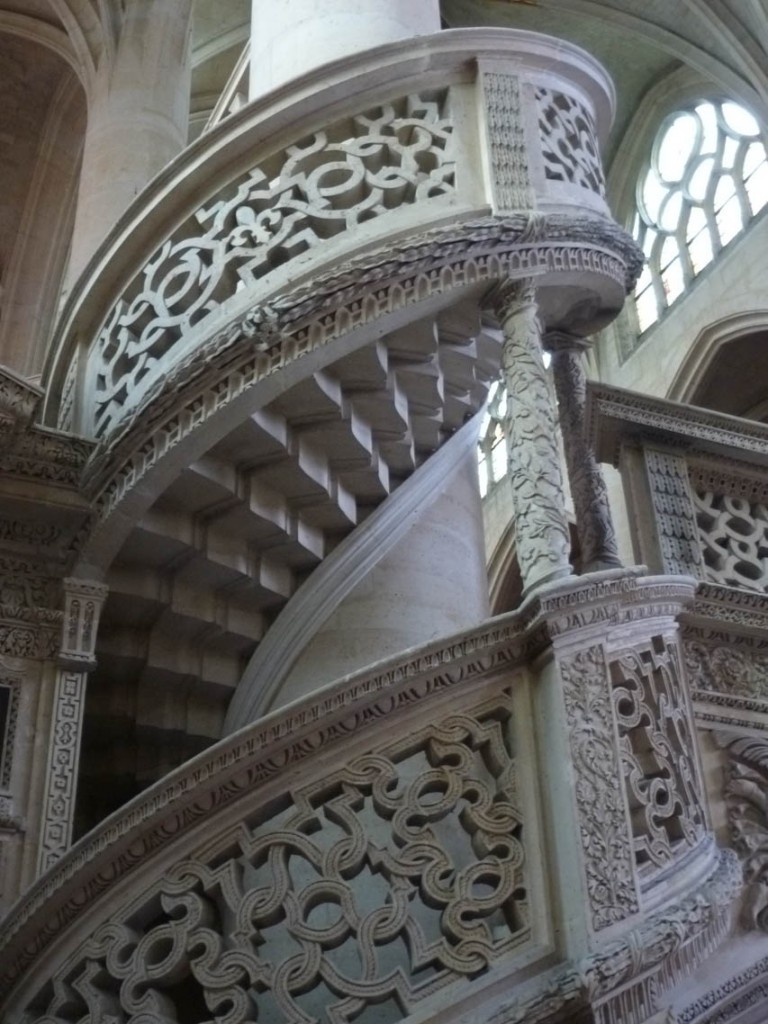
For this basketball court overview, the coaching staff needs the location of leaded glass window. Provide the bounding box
[478,379,508,497]
[633,100,768,333]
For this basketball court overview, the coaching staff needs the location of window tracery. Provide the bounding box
[633,100,768,333]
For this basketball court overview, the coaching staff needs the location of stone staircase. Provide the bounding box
[76,301,501,829]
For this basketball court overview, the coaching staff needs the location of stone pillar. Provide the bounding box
[37,578,107,874]
[67,0,193,281]
[490,279,572,594]
[249,0,441,101]
[547,332,622,573]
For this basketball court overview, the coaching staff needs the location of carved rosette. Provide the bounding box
[490,279,572,593]
[547,333,620,571]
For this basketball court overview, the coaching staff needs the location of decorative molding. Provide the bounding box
[0,365,42,430]
[481,71,536,212]
[677,953,768,1023]
[559,644,639,929]
[587,382,768,471]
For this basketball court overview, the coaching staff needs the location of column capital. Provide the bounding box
[485,276,537,324]
[59,577,109,671]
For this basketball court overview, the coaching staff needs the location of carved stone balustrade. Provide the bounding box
[0,572,735,1024]
[42,28,639,452]
[588,383,768,736]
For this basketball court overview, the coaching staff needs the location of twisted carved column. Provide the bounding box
[547,332,621,572]
[489,279,572,594]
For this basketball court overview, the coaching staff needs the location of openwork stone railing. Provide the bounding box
[42,29,636,444]
[588,383,768,736]
[0,572,733,1024]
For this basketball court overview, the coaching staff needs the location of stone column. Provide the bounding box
[37,578,108,874]
[547,332,622,572]
[249,0,441,101]
[67,0,193,281]
[490,279,572,594]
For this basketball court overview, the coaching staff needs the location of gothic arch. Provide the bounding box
[667,310,768,414]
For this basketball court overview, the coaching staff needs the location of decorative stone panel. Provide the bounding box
[18,689,530,1023]
[610,636,707,876]
[91,91,456,437]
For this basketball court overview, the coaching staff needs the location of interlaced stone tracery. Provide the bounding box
[20,693,528,1024]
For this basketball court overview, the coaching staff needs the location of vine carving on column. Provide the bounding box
[560,645,639,930]
[21,694,530,1023]
[610,637,707,875]
[493,280,572,591]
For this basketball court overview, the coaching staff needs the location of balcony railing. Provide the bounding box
[43,29,629,445]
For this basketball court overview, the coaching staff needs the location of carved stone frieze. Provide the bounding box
[490,278,572,593]
[37,670,87,875]
[686,637,768,703]
[677,953,768,1023]
[0,556,64,660]
[18,692,530,1022]
[482,71,535,212]
[559,644,639,930]
[610,637,707,875]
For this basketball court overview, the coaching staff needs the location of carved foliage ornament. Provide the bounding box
[559,644,639,930]
[20,693,529,1023]
[724,735,768,932]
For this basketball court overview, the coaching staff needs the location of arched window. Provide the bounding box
[478,379,508,497]
[633,100,768,333]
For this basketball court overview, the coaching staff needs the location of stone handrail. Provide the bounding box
[43,28,622,442]
[0,570,727,1023]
